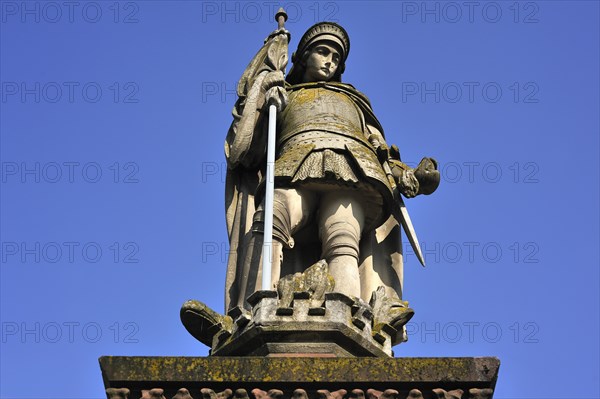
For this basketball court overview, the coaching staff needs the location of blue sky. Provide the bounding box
[1,1,598,398]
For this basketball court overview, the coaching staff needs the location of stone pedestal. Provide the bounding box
[100,356,499,399]
[182,288,415,358]
[209,291,396,357]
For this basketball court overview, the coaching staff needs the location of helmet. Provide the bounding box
[286,22,350,84]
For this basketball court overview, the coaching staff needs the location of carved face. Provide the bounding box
[301,42,341,83]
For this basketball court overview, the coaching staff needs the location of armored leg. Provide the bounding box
[247,187,316,295]
[317,190,365,298]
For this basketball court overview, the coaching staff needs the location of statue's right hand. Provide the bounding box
[262,70,285,91]
[265,86,288,112]
[262,71,288,112]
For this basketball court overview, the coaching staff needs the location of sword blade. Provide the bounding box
[396,195,426,267]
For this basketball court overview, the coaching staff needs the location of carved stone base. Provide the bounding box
[211,291,395,357]
[99,356,500,399]
[181,262,415,358]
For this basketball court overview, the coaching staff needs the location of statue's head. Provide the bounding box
[286,22,350,85]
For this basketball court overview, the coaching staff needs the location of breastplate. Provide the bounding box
[278,87,366,147]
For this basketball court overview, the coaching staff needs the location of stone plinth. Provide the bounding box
[209,291,395,357]
[100,356,499,399]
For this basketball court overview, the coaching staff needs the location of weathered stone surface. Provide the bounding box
[100,356,498,392]
[253,389,284,399]
[466,388,493,399]
[184,270,414,357]
[277,260,334,309]
[432,389,463,399]
[106,386,495,399]
[317,390,347,399]
[141,388,166,399]
[173,388,194,399]
[106,387,130,399]
[181,300,234,348]
[210,291,394,357]
[406,390,423,399]
[366,389,398,399]
[201,389,233,399]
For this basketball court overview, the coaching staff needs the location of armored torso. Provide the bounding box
[273,83,394,227]
[278,86,366,147]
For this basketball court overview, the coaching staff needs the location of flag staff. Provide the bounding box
[262,8,288,290]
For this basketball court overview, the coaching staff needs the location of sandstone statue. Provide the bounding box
[224,20,439,311]
[181,14,439,355]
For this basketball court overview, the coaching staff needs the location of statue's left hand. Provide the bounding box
[389,160,419,198]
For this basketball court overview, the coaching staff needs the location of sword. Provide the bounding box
[381,159,427,267]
